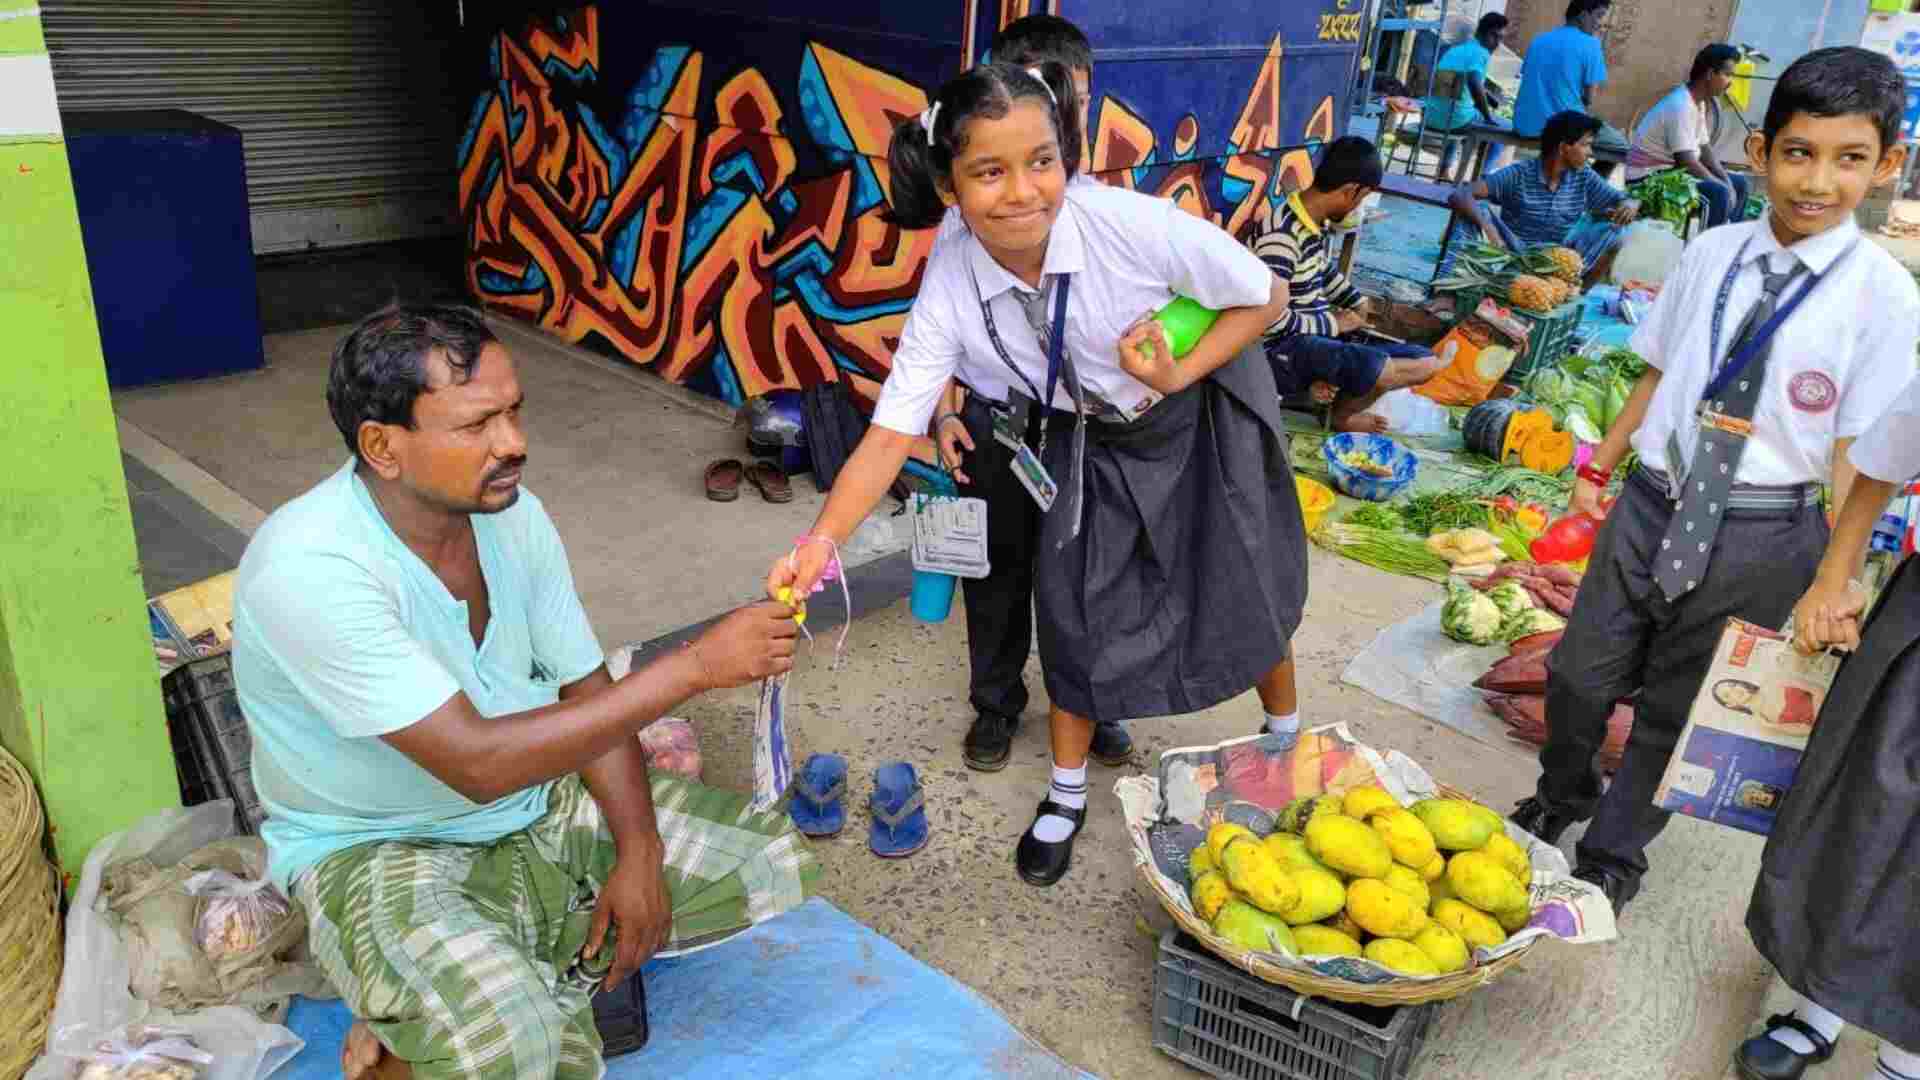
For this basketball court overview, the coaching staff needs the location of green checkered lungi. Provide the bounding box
[296,773,819,1079]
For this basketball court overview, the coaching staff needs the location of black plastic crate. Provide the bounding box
[593,974,649,1057]
[1153,931,1437,1080]
[162,653,265,836]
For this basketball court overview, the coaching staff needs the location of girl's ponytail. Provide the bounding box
[1027,60,1083,178]
[884,99,952,230]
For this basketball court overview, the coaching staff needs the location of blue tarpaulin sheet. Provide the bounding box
[277,898,1094,1079]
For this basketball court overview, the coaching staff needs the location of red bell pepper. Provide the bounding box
[1530,512,1601,564]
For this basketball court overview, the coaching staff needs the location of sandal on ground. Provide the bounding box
[868,762,929,858]
[788,753,848,838]
[746,461,794,503]
[704,459,744,502]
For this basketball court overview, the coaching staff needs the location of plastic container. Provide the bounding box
[910,567,958,622]
[1294,475,1336,534]
[1610,220,1686,287]
[162,653,266,837]
[1152,931,1437,1080]
[592,974,649,1057]
[1321,433,1417,503]
[1452,288,1585,387]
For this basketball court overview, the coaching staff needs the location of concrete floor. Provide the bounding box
[109,316,1851,1079]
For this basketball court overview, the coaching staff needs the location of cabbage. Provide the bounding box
[1499,608,1566,643]
[1442,583,1504,645]
[1486,582,1534,618]
[1563,404,1603,444]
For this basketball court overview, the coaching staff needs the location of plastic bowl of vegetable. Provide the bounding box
[1323,432,1417,502]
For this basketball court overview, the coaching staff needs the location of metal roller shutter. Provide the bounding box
[42,0,464,254]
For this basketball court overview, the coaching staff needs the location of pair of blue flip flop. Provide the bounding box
[788,754,928,858]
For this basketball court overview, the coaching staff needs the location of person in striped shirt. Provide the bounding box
[1250,137,1443,433]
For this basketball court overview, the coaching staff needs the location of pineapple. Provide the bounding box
[1543,246,1584,283]
[1507,275,1558,312]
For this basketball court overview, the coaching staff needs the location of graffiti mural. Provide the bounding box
[457,2,1357,406]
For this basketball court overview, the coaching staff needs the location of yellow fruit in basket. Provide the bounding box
[1417,852,1448,883]
[1432,898,1508,951]
[1496,904,1532,934]
[1447,851,1530,916]
[1372,808,1439,868]
[1221,837,1301,916]
[1207,823,1256,863]
[1213,899,1297,955]
[1306,814,1393,880]
[1279,866,1348,926]
[1383,865,1431,912]
[1347,878,1430,940]
[1410,799,1498,851]
[1294,924,1364,958]
[1364,938,1440,976]
[1428,876,1457,909]
[1261,832,1326,875]
[1342,786,1400,821]
[1189,845,1217,879]
[1480,831,1531,884]
[1413,924,1472,974]
[1328,911,1366,942]
[1278,794,1342,834]
[1189,870,1234,921]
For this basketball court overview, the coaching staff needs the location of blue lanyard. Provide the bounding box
[971,264,1074,411]
[1702,236,1854,403]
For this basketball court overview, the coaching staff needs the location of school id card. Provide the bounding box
[911,493,991,578]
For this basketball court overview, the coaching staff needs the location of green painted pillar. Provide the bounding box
[0,5,179,881]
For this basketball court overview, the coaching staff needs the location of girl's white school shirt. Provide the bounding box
[1851,373,1920,483]
[1626,217,1920,488]
[870,181,1276,436]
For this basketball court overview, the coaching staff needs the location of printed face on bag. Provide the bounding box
[940,101,1067,268]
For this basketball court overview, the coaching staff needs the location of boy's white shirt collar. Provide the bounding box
[1742,215,1860,276]
[965,189,1089,301]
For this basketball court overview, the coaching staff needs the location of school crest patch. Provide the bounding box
[1787,371,1837,413]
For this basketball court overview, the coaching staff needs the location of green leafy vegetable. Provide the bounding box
[1441,582,1504,644]
[1625,170,1700,231]
[1399,492,1489,536]
[1313,523,1453,581]
[1345,504,1406,532]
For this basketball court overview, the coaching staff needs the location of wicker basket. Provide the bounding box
[0,745,61,1080]
[1142,783,1539,1007]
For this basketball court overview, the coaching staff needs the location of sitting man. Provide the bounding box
[233,304,818,1079]
[1447,109,1641,284]
[1422,13,1513,182]
[1625,43,1749,228]
[1251,136,1444,433]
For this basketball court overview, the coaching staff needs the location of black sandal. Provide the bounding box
[1734,1014,1837,1080]
[1015,799,1086,887]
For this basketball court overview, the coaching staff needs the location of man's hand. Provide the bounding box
[1792,577,1867,655]
[688,602,798,688]
[1568,476,1609,520]
[1335,309,1369,336]
[1610,200,1641,225]
[935,415,974,485]
[585,842,672,990]
[1118,317,1189,395]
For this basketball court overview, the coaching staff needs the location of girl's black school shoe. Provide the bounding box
[1015,800,1086,887]
[1734,1015,1836,1080]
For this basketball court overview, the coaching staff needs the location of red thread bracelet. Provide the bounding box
[1576,464,1612,488]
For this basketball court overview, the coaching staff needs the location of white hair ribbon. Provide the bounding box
[919,101,942,146]
[1026,67,1059,107]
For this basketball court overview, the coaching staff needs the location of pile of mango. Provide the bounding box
[1187,787,1534,978]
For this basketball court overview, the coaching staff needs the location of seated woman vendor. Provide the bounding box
[1250,137,1444,433]
[1447,109,1641,284]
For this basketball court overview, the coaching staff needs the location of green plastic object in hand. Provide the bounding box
[1147,296,1221,360]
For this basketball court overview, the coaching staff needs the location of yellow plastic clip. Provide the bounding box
[777,586,807,625]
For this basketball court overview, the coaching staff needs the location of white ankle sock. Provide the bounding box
[1032,762,1088,843]
[1265,711,1301,737]
[1769,993,1845,1056]
[1878,1043,1920,1080]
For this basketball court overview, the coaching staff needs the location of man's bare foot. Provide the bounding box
[1334,411,1391,434]
[342,1022,410,1079]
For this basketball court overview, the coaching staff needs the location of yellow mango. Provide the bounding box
[1221,837,1302,917]
[1278,794,1343,834]
[1346,878,1430,940]
[1432,898,1507,951]
[1447,851,1529,915]
[1189,870,1233,921]
[1428,876,1458,910]
[1213,899,1297,955]
[1342,786,1401,821]
[1261,833,1326,875]
[1496,904,1531,934]
[1372,808,1440,868]
[1418,852,1448,882]
[1364,938,1439,976]
[1384,864,1431,912]
[1410,799,1499,851]
[1327,911,1366,942]
[1279,866,1348,926]
[1293,924,1364,958]
[1189,845,1217,879]
[1412,924,1471,973]
[1480,831,1531,884]
[1306,814,1394,880]
[1207,823,1257,863]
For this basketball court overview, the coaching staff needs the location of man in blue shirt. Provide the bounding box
[1514,0,1627,157]
[235,304,816,1078]
[1447,110,1641,283]
[1423,13,1512,180]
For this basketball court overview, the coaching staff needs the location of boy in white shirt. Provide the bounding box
[1510,47,1918,917]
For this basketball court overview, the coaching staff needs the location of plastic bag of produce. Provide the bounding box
[70,1026,212,1080]
[1415,299,1531,407]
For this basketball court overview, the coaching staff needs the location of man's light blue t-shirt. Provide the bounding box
[1513,25,1608,137]
[234,462,605,891]
[1424,40,1492,133]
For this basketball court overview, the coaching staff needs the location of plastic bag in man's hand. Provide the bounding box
[181,871,292,961]
[72,1025,212,1079]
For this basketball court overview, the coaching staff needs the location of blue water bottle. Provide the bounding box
[907,463,960,623]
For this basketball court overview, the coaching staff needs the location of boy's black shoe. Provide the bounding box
[964,714,1017,772]
[1573,864,1637,915]
[1733,1014,1836,1080]
[1089,720,1134,766]
[1510,796,1577,846]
